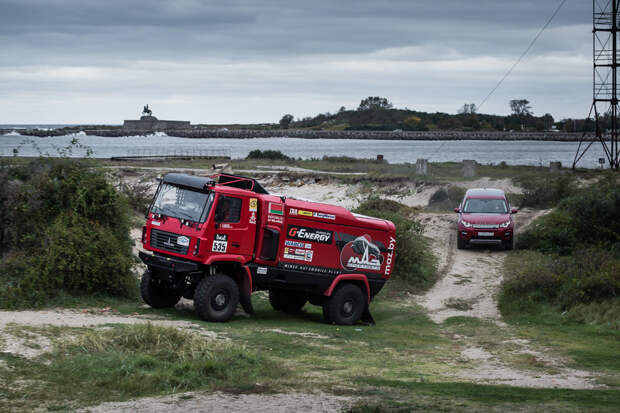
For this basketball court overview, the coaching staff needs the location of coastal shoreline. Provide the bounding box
[3,127,594,142]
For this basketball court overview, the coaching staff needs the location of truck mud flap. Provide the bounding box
[239,274,254,316]
[239,293,254,316]
[361,305,375,325]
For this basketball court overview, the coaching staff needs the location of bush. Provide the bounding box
[0,158,136,308]
[519,175,577,209]
[354,198,436,291]
[427,185,465,212]
[245,149,291,161]
[500,249,620,312]
[517,179,620,255]
[119,180,153,215]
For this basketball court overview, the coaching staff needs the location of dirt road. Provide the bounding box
[417,210,601,389]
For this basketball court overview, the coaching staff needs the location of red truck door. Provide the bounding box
[210,193,258,259]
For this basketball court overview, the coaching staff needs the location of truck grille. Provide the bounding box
[150,229,189,255]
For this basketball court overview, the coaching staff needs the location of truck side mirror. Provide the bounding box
[454,207,460,213]
[511,208,518,214]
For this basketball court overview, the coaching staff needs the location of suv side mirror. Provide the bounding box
[454,207,460,213]
[511,208,518,214]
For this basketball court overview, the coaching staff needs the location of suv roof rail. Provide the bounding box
[212,173,269,194]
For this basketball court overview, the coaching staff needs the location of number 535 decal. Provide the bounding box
[212,234,228,253]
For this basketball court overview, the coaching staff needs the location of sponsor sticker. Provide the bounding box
[298,210,313,217]
[287,225,333,244]
[212,233,228,253]
[250,211,257,225]
[269,202,284,215]
[151,220,161,226]
[313,212,336,220]
[268,214,283,224]
[221,223,232,229]
[283,247,313,262]
[257,267,268,275]
[384,237,396,276]
[289,208,297,215]
[285,240,305,248]
[249,198,258,212]
[340,234,384,272]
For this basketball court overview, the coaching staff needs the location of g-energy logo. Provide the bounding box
[384,237,396,276]
[287,225,333,244]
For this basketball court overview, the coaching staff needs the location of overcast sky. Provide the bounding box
[0,0,592,124]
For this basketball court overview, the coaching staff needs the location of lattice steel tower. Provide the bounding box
[574,0,620,169]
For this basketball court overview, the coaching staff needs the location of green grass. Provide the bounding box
[349,380,620,412]
[499,302,620,374]
[2,290,619,412]
[0,323,286,412]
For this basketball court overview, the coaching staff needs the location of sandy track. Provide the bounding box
[417,210,601,389]
[77,392,351,413]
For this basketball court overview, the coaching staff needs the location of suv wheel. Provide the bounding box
[504,237,514,251]
[194,274,239,322]
[457,234,466,250]
[140,270,181,309]
[323,283,365,325]
[269,290,307,313]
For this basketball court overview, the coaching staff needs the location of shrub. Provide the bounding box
[519,175,577,209]
[427,185,465,212]
[354,198,436,291]
[0,158,136,308]
[245,149,291,161]
[517,179,620,255]
[119,180,153,215]
[499,249,620,312]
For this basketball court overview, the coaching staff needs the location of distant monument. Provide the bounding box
[123,105,190,131]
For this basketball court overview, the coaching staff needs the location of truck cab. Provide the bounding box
[139,173,396,325]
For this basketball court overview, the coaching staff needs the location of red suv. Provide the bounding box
[454,188,517,250]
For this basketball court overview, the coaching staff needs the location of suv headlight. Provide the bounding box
[461,220,473,228]
[499,220,511,228]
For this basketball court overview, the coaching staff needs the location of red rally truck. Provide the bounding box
[139,173,396,325]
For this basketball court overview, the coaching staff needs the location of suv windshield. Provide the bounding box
[151,183,214,222]
[463,198,507,214]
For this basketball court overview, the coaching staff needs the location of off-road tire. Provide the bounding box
[140,270,181,309]
[194,274,239,322]
[504,237,514,251]
[268,290,307,313]
[457,234,466,250]
[323,283,365,325]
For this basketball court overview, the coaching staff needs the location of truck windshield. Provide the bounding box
[463,198,508,214]
[151,183,214,222]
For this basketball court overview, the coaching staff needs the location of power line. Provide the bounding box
[477,0,568,111]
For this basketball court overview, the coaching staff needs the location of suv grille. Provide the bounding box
[473,224,499,229]
[150,229,189,255]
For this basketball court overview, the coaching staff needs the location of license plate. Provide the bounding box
[478,231,494,237]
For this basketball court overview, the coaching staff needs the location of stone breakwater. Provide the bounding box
[6,127,594,141]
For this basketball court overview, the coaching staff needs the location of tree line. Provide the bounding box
[278,97,594,133]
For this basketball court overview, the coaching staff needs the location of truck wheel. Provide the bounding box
[140,270,181,309]
[194,274,239,322]
[457,234,466,250]
[504,237,514,251]
[323,283,365,325]
[268,290,307,313]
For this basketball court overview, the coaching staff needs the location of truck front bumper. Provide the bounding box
[139,251,200,274]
